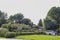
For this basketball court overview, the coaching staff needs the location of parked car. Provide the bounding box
[44,30,57,35]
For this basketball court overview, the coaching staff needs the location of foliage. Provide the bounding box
[6,19,12,24]
[2,24,31,32]
[5,32,16,38]
[0,28,9,37]
[45,7,60,30]
[38,19,42,26]
[46,7,60,24]
[9,13,24,23]
[0,11,7,27]
[44,19,58,30]
[22,18,33,26]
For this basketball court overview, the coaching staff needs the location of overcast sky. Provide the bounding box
[0,0,59,24]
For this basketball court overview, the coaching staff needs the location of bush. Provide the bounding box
[0,28,9,37]
[49,33,51,35]
[2,24,17,32]
[2,24,31,32]
[16,31,21,36]
[5,32,16,38]
[40,32,46,35]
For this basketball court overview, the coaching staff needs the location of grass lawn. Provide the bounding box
[15,35,60,40]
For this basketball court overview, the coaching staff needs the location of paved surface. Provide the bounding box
[0,38,31,40]
[0,38,23,40]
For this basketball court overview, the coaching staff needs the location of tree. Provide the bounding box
[44,19,58,30]
[38,19,42,27]
[6,19,12,24]
[0,11,7,27]
[46,7,60,24]
[9,15,15,21]
[9,13,24,23]
[45,6,60,30]
[22,18,33,26]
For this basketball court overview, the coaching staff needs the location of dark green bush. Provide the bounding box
[49,33,51,35]
[5,32,16,38]
[40,32,46,35]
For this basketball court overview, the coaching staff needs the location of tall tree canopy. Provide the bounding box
[38,19,42,27]
[44,19,58,30]
[22,18,33,26]
[45,7,60,30]
[9,13,24,23]
[46,7,60,24]
[9,13,33,26]
[0,11,7,27]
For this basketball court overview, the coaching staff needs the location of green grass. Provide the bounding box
[15,35,60,40]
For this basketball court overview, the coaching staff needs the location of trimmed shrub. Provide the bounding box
[2,24,31,32]
[2,24,17,32]
[5,32,16,38]
[0,28,9,37]
[16,31,21,36]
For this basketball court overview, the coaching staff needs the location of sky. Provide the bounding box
[0,0,60,24]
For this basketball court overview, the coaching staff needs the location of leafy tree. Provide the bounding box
[45,7,60,30]
[9,15,15,21]
[9,13,24,23]
[22,18,33,26]
[9,13,33,26]
[44,19,58,30]
[0,11,7,27]
[6,19,12,24]
[46,7,60,24]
